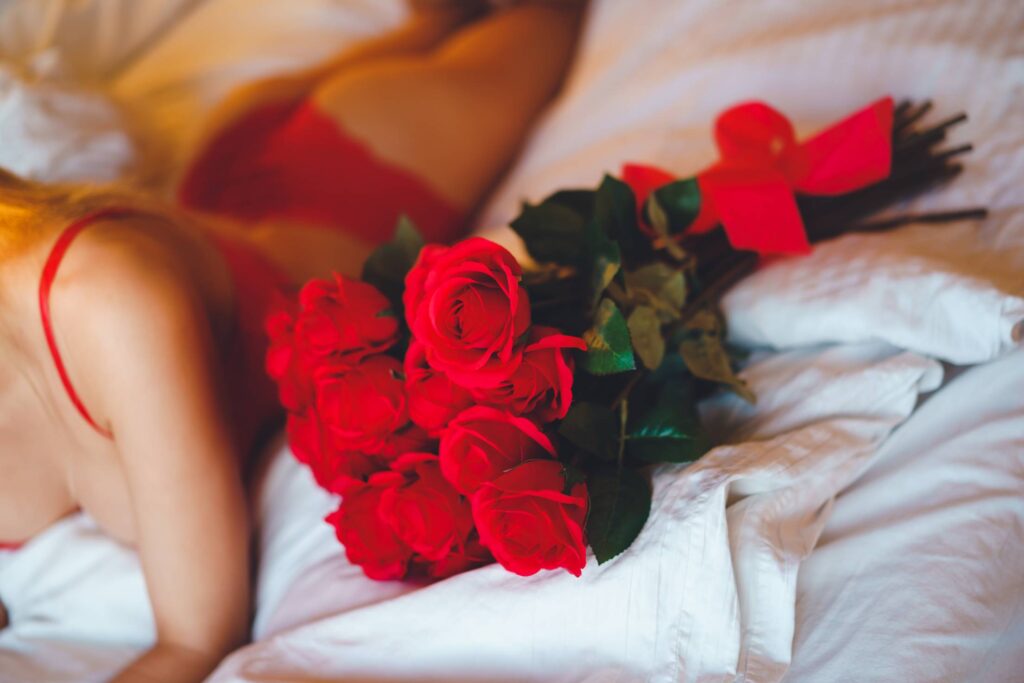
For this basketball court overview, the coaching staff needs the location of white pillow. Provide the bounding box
[0,62,137,182]
[721,222,1024,364]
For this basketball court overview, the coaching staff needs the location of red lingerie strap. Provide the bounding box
[39,207,137,439]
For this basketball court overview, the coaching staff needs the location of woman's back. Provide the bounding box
[0,207,244,544]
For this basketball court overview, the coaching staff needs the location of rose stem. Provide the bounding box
[893,100,912,121]
[850,208,989,232]
[894,100,933,135]
[678,252,759,325]
[609,367,647,411]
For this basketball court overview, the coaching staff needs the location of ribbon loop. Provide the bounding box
[623,96,895,256]
[714,101,798,169]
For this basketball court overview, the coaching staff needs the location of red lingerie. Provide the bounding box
[178,100,465,245]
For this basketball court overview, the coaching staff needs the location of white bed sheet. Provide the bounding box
[784,347,1024,683]
[1,1,1022,682]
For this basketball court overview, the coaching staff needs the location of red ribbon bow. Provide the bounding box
[623,96,895,255]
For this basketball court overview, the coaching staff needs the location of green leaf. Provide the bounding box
[585,467,652,564]
[644,193,688,261]
[361,215,424,309]
[558,402,618,461]
[545,189,596,219]
[582,174,660,308]
[592,174,646,260]
[626,305,665,370]
[624,263,687,320]
[509,199,586,265]
[583,201,622,310]
[651,177,701,235]
[588,239,622,310]
[678,309,756,403]
[626,405,711,464]
[582,298,636,375]
[625,263,686,308]
[646,191,670,236]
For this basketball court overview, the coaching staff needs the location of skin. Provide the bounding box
[0,3,585,682]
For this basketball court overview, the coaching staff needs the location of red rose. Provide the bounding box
[379,422,434,461]
[404,340,474,433]
[471,459,589,577]
[439,406,556,495]
[421,535,492,579]
[264,275,397,413]
[379,453,474,562]
[286,411,383,493]
[295,273,398,368]
[403,238,530,388]
[472,327,586,424]
[316,355,409,455]
[326,472,412,580]
[264,298,315,412]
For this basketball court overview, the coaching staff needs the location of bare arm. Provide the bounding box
[68,230,250,682]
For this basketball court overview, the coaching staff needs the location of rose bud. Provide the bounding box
[286,411,383,494]
[326,472,412,580]
[403,238,530,388]
[473,327,586,424]
[316,355,409,455]
[471,459,589,577]
[404,340,474,433]
[380,453,474,562]
[295,273,398,368]
[439,406,556,495]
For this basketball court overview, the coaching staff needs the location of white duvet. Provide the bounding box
[0,1,1022,682]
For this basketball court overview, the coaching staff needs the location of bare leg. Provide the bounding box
[244,2,586,281]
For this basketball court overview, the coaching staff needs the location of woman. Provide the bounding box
[0,2,584,681]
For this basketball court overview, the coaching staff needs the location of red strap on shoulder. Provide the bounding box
[39,207,136,439]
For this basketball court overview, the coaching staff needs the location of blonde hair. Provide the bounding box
[0,167,161,259]
[0,168,85,257]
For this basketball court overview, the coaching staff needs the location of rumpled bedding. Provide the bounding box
[1,1,1022,682]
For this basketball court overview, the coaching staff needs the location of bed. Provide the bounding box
[0,1,1021,682]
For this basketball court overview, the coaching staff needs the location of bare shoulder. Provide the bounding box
[46,214,217,435]
[53,214,203,315]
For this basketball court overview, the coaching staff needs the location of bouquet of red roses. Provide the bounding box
[266,235,590,579]
[266,97,982,581]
